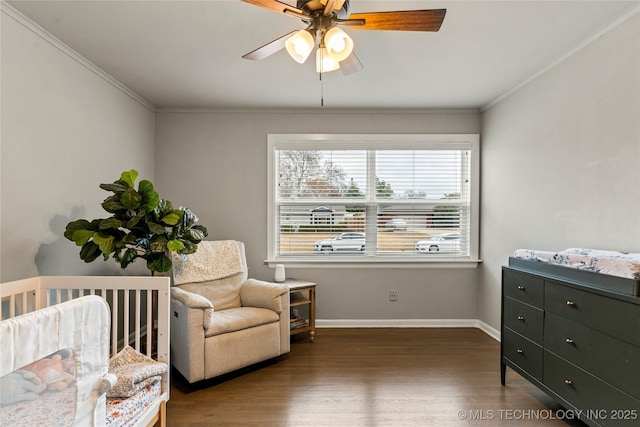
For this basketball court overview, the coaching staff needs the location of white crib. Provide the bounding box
[0,275,170,427]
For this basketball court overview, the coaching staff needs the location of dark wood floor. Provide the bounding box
[167,328,585,426]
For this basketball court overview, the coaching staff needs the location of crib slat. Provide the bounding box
[21,292,28,315]
[124,289,130,350]
[112,290,119,356]
[9,294,15,317]
[134,289,141,351]
[147,290,153,358]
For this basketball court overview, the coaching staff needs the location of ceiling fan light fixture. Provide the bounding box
[316,47,340,73]
[285,30,315,64]
[324,27,353,62]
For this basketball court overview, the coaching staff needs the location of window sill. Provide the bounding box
[265,258,482,269]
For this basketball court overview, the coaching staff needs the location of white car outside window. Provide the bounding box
[415,233,460,253]
[314,233,366,252]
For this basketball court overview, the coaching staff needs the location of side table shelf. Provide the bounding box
[284,279,317,342]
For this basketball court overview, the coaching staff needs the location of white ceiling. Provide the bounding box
[6,0,639,110]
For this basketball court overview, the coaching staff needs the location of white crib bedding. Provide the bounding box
[0,374,161,427]
[105,379,161,427]
[514,248,640,280]
[0,378,77,427]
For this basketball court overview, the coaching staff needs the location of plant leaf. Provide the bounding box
[138,180,160,212]
[71,229,95,246]
[99,218,123,230]
[179,241,198,254]
[149,235,168,252]
[126,210,146,229]
[120,188,142,210]
[123,233,139,244]
[147,253,172,273]
[161,210,184,226]
[119,248,138,269]
[193,224,208,238]
[185,228,206,243]
[64,219,95,240]
[79,241,101,263]
[155,199,174,218]
[93,232,115,255]
[148,222,166,235]
[138,179,154,194]
[167,239,185,252]
[102,195,125,213]
[99,182,128,193]
[180,207,198,228]
[120,169,138,187]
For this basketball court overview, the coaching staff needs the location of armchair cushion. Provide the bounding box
[240,279,289,314]
[178,274,243,311]
[204,307,279,337]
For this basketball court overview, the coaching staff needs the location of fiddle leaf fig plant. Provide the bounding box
[65,169,208,273]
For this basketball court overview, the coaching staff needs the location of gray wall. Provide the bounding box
[478,13,640,329]
[155,110,482,321]
[0,6,156,281]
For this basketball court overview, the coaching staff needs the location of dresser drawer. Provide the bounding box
[545,281,640,348]
[503,328,542,381]
[503,297,543,344]
[503,269,544,308]
[545,313,640,400]
[544,351,640,426]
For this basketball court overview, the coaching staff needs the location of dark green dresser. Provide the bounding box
[501,257,640,427]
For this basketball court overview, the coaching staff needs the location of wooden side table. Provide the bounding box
[285,279,317,342]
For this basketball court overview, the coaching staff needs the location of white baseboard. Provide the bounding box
[316,318,501,342]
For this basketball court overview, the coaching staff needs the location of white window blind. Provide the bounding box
[267,134,479,266]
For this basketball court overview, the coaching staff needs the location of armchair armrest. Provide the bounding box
[240,279,289,313]
[171,287,214,309]
[170,287,211,383]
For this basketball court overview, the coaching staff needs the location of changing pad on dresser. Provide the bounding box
[511,248,640,296]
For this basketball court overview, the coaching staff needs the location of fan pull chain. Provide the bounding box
[320,70,324,107]
[319,48,324,107]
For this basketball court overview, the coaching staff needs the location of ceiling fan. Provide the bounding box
[241,0,446,75]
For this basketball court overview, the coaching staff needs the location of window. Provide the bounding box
[267,134,479,267]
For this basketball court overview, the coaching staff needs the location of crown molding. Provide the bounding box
[1,1,156,112]
[156,107,481,115]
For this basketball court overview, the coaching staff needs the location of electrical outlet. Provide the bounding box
[389,289,398,301]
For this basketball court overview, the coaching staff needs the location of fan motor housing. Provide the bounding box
[297,0,350,19]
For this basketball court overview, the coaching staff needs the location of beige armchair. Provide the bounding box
[170,241,290,383]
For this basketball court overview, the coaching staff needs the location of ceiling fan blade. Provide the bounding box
[340,52,363,76]
[347,9,446,32]
[241,0,303,15]
[242,31,297,61]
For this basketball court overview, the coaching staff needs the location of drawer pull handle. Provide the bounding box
[566,301,576,308]
[564,379,573,386]
[517,316,525,321]
[516,349,524,354]
[517,285,525,291]
[566,338,574,345]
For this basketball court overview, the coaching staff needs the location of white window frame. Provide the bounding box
[267,134,480,268]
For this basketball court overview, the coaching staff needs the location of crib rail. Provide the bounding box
[0,275,170,399]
